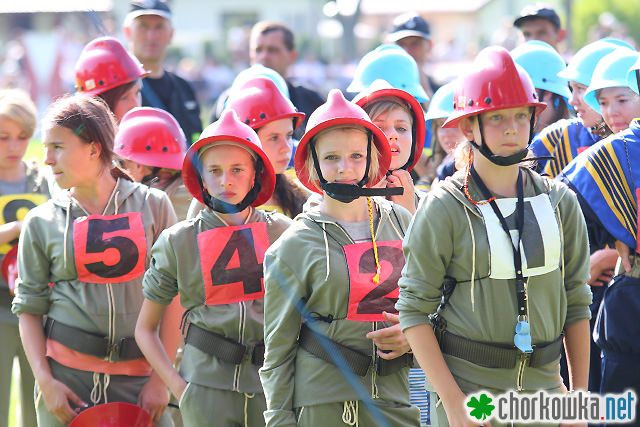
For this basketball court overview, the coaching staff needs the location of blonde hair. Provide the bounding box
[304,125,380,189]
[0,89,37,137]
[364,97,413,126]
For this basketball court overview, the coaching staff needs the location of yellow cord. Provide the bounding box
[367,197,381,284]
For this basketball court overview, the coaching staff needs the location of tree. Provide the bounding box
[571,0,640,49]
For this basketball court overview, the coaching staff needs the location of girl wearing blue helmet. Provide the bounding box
[531,38,632,178]
[511,40,572,135]
[560,53,640,403]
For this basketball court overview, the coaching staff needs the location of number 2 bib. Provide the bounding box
[344,240,404,322]
[0,194,47,254]
[198,222,269,305]
[73,212,147,284]
[476,193,561,279]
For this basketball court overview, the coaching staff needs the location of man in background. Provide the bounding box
[123,0,202,145]
[387,12,439,100]
[513,3,566,51]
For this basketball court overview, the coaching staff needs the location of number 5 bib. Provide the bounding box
[477,193,561,279]
[73,213,147,284]
[344,240,404,322]
[198,222,269,305]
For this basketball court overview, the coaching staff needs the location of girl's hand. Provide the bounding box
[138,374,169,422]
[170,377,188,403]
[614,240,632,272]
[387,169,416,213]
[365,312,411,359]
[40,377,87,425]
[588,248,617,286]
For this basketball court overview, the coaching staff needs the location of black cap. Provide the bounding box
[387,12,431,42]
[126,0,172,23]
[513,3,561,30]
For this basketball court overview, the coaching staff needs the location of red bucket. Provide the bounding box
[69,402,153,427]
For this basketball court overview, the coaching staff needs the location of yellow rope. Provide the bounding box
[367,198,381,284]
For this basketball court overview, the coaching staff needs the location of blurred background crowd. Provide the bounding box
[0,0,638,122]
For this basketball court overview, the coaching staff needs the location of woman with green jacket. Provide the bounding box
[261,90,420,427]
[397,47,592,426]
[135,109,292,427]
[0,89,47,427]
[12,95,177,426]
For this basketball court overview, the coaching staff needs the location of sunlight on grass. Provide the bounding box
[25,139,44,164]
[9,359,20,427]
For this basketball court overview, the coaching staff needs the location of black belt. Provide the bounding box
[185,323,264,366]
[438,330,563,369]
[44,318,144,361]
[298,324,413,377]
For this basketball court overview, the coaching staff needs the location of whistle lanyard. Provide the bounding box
[470,166,533,353]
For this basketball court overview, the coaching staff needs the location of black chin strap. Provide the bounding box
[470,113,537,167]
[309,134,403,203]
[196,155,265,214]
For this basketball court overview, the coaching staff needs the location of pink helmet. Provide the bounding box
[114,107,186,170]
[75,37,148,97]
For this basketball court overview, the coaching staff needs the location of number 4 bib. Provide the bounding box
[344,240,404,322]
[73,213,147,284]
[198,222,269,305]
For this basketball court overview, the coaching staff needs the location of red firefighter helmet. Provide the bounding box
[114,107,186,170]
[353,79,426,172]
[182,109,276,206]
[294,89,392,194]
[226,77,305,131]
[443,46,546,128]
[69,402,153,427]
[75,37,148,97]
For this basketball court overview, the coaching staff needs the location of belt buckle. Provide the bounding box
[519,350,532,367]
[108,338,127,361]
[243,342,255,364]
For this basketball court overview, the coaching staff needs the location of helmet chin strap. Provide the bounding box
[309,133,403,203]
[395,122,418,171]
[469,113,535,167]
[198,159,265,214]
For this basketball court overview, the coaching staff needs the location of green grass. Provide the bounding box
[9,360,20,427]
[25,139,44,164]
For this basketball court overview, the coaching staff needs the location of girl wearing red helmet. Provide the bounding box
[397,47,591,426]
[261,90,419,426]
[135,110,292,426]
[12,95,177,426]
[188,76,310,219]
[354,79,426,213]
[75,37,148,122]
[0,89,47,427]
[114,107,190,220]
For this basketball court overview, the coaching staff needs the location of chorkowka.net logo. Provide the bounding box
[465,390,637,424]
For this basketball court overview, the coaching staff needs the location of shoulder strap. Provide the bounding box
[141,79,168,110]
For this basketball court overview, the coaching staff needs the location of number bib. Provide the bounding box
[198,222,269,305]
[477,193,561,279]
[0,194,47,254]
[73,213,147,284]
[344,240,404,322]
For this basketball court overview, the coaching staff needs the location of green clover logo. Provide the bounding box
[466,392,495,421]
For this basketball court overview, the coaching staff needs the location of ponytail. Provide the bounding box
[273,174,308,218]
[110,163,134,182]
